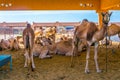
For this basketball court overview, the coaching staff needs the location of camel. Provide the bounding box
[8,37,20,50]
[118,33,120,48]
[33,37,73,57]
[16,36,23,45]
[23,23,35,73]
[35,28,43,39]
[33,43,52,59]
[34,36,87,57]
[0,38,20,51]
[54,39,73,56]
[45,27,56,43]
[100,24,120,49]
[33,37,53,59]
[0,39,10,50]
[108,24,120,38]
[71,12,112,73]
[107,24,120,47]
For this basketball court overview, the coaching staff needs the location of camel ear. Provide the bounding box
[101,12,105,16]
[109,12,112,17]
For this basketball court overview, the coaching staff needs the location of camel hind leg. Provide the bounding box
[29,33,35,71]
[28,48,35,72]
[24,49,29,67]
[71,37,79,67]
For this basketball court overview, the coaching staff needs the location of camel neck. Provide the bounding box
[100,23,108,36]
[100,24,107,35]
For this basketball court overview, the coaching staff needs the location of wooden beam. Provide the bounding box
[0,0,100,10]
[109,6,120,10]
[101,0,120,10]
[98,12,102,29]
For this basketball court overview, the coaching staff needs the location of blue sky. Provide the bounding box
[0,10,120,23]
[0,10,97,23]
[0,10,120,41]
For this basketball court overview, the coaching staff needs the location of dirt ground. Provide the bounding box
[0,45,120,80]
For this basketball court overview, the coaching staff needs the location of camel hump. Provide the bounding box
[87,22,98,41]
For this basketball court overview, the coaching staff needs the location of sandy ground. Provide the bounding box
[0,45,120,80]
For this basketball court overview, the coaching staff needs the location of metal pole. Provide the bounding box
[105,24,108,72]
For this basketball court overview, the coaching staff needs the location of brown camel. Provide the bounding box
[101,24,120,47]
[72,12,112,73]
[108,24,120,37]
[118,33,120,47]
[107,23,120,47]
[23,24,35,73]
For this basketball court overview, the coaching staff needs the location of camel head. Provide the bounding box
[27,23,31,28]
[41,36,52,46]
[101,12,112,25]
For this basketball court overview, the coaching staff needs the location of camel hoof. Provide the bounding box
[27,73,30,75]
[70,65,74,68]
[85,70,90,74]
[31,65,35,71]
[49,56,52,59]
[24,65,28,68]
[70,64,74,68]
[32,68,35,72]
[32,65,35,69]
[97,70,102,73]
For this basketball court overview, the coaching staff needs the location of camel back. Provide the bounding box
[108,24,120,36]
[74,21,98,41]
[87,22,98,41]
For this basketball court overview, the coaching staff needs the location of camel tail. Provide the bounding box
[26,35,30,49]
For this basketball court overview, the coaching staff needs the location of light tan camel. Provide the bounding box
[0,38,19,51]
[33,43,52,59]
[23,24,35,73]
[33,36,53,59]
[8,37,20,50]
[0,39,10,50]
[33,36,87,57]
[35,28,43,37]
[45,27,56,43]
[72,12,112,73]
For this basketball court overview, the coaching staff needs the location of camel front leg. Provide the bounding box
[70,44,75,67]
[94,42,101,73]
[70,38,79,67]
[39,50,52,59]
[85,45,90,73]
